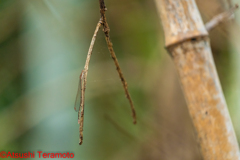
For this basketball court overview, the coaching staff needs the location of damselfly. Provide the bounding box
[74,71,85,144]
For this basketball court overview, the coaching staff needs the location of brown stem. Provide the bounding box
[205,4,238,31]
[98,0,137,124]
[77,19,102,145]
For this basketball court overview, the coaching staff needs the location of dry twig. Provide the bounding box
[99,0,136,124]
[74,19,102,145]
[75,0,136,145]
[205,4,238,31]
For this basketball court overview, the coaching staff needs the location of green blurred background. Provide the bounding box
[0,0,240,159]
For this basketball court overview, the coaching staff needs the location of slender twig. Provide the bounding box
[99,0,137,124]
[78,19,102,145]
[205,4,238,31]
[76,0,137,145]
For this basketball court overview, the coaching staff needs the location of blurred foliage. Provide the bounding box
[0,0,240,160]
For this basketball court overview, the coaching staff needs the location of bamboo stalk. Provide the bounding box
[154,0,240,159]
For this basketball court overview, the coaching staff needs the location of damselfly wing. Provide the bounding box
[74,72,84,113]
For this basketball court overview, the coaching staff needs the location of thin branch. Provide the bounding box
[76,0,137,145]
[205,4,238,31]
[77,19,102,145]
[99,0,137,124]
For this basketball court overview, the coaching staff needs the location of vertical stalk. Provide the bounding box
[154,0,240,159]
